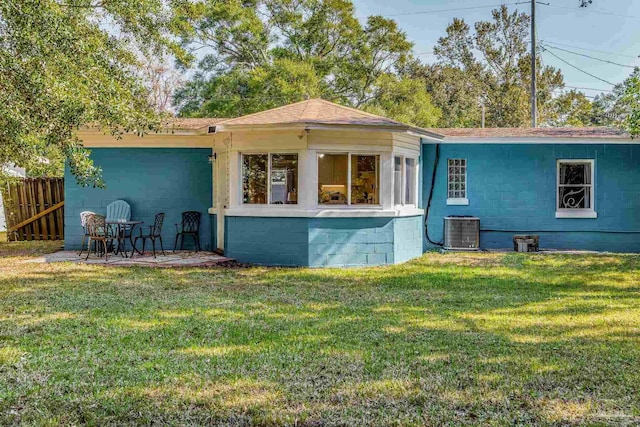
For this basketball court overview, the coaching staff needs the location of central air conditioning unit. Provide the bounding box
[443,216,480,250]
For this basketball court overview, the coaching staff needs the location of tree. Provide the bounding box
[547,90,593,126]
[362,74,441,128]
[173,0,440,126]
[623,70,640,136]
[417,6,564,127]
[140,57,185,114]
[590,69,640,127]
[0,0,183,187]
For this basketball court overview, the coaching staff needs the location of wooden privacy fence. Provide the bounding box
[2,178,64,241]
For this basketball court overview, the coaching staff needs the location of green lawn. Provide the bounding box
[1,240,639,426]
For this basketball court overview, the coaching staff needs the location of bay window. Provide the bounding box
[242,153,298,205]
[318,153,380,205]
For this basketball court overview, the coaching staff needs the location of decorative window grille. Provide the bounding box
[557,160,594,210]
[447,159,467,200]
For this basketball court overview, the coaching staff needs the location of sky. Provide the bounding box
[351,0,640,97]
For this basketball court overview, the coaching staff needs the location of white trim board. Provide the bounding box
[424,138,635,145]
[208,206,424,218]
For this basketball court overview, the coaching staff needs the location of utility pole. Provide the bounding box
[531,0,537,127]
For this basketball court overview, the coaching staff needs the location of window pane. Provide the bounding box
[559,186,590,209]
[318,154,348,204]
[405,158,416,205]
[394,156,402,205]
[351,155,380,204]
[242,154,267,204]
[559,163,588,185]
[271,154,298,205]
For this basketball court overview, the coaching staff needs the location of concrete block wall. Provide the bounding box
[422,142,640,252]
[65,148,212,251]
[308,217,395,267]
[393,216,424,263]
[225,216,310,266]
[223,215,425,267]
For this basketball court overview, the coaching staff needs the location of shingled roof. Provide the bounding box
[216,99,437,136]
[434,127,632,140]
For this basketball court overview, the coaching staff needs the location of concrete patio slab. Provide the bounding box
[24,250,232,267]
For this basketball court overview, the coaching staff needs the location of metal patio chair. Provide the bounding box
[85,214,116,261]
[133,213,166,258]
[174,211,201,252]
[78,210,95,256]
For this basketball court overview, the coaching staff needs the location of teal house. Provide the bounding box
[65,99,639,266]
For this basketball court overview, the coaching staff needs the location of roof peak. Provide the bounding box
[216,98,419,131]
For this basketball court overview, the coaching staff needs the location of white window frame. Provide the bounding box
[317,152,382,207]
[393,154,418,207]
[447,158,469,206]
[240,152,299,206]
[556,159,597,219]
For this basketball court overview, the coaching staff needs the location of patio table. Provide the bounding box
[105,220,143,258]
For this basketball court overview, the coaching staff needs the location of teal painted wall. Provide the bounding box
[65,148,212,251]
[421,142,640,252]
[308,217,395,267]
[224,215,423,267]
[393,216,424,263]
[225,217,310,266]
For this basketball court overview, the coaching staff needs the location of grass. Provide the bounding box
[0,240,639,426]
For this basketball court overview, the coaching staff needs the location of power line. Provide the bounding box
[563,85,613,92]
[362,2,529,18]
[542,40,639,59]
[537,2,640,20]
[541,43,637,69]
[541,46,615,85]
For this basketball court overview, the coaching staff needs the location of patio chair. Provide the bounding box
[85,214,116,261]
[174,211,201,252]
[132,213,166,258]
[78,210,95,256]
[105,200,132,248]
[106,200,131,222]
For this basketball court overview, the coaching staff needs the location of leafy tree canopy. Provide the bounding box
[173,0,441,128]
[418,6,565,127]
[0,0,184,187]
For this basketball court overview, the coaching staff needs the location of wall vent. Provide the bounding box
[443,216,480,250]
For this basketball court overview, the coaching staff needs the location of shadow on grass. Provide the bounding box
[0,252,639,425]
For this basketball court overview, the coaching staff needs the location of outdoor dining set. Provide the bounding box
[78,200,202,260]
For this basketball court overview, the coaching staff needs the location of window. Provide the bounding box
[394,157,403,205]
[242,154,267,204]
[318,154,348,204]
[405,158,416,205]
[351,155,379,204]
[557,160,596,218]
[318,153,380,205]
[271,154,298,204]
[242,153,298,205]
[447,158,468,205]
[393,155,418,206]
